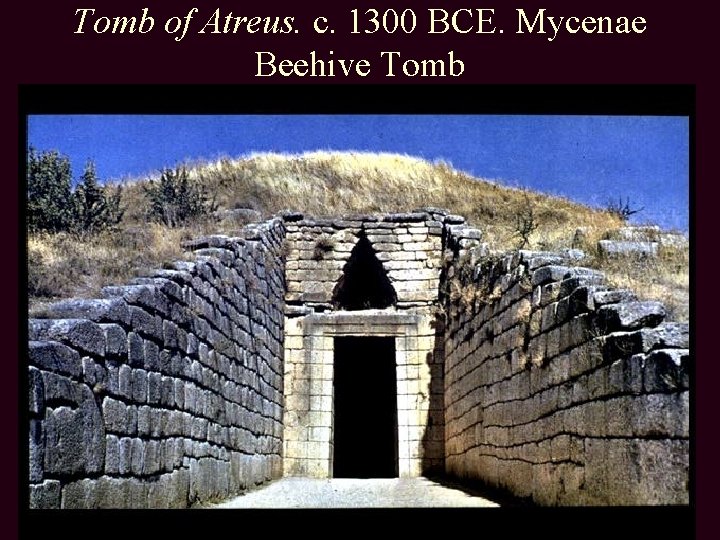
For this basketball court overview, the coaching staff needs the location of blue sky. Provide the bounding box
[27,115,689,231]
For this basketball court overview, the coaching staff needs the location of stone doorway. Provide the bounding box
[283,310,442,478]
[333,336,398,478]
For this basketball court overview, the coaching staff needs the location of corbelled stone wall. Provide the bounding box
[28,219,287,508]
[443,248,690,505]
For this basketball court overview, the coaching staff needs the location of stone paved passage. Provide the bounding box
[209,477,500,509]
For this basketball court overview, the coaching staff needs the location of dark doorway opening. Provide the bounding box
[333,336,398,478]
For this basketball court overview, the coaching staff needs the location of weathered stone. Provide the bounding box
[24,210,689,509]
[604,323,688,362]
[597,240,658,258]
[163,320,179,349]
[101,324,127,357]
[119,364,132,399]
[29,419,44,482]
[592,289,637,306]
[598,301,666,331]
[104,434,120,474]
[127,331,144,367]
[103,284,170,316]
[129,306,161,339]
[640,322,689,350]
[29,366,45,415]
[631,392,689,438]
[531,266,573,286]
[44,384,105,475]
[131,438,145,475]
[284,304,312,317]
[118,437,132,475]
[607,355,644,394]
[102,397,127,433]
[43,297,131,325]
[527,256,566,270]
[28,340,82,378]
[144,340,160,371]
[376,251,417,262]
[612,226,659,242]
[81,356,106,390]
[147,372,162,404]
[443,214,466,224]
[567,286,595,316]
[29,479,61,509]
[29,319,106,357]
[643,349,690,391]
[132,369,149,403]
[382,212,427,222]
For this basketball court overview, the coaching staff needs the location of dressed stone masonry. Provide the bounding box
[28,219,286,508]
[28,209,690,507]
[442,248,689,505]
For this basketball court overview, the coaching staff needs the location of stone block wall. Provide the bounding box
[28,219,287,508]
[443,249,690,505]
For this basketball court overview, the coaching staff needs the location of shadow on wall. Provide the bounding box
[420,310,446,477]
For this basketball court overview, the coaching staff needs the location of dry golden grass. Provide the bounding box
[28,225,199,316]
[28,151,688,321]
[591,245,690,322]
[120,151,624,248]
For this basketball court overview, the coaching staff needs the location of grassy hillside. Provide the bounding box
[28,151,688,320]
[120,152,623,246]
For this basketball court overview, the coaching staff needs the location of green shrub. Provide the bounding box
[72,160,124,234]
[27,148,74,233]
[143,166,217,227]
[27,149,125,234]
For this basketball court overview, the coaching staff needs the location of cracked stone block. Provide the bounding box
[29,419,44,482]
[44,383,105,475]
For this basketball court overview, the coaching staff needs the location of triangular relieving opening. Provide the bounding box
[332,232,397,310]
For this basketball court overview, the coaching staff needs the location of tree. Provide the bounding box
[27,148,74,232]
[513,196,538,249]
[606,197,644,222]
[143,166,216,227]
[72,160,124,234]
[27,149,124,234]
